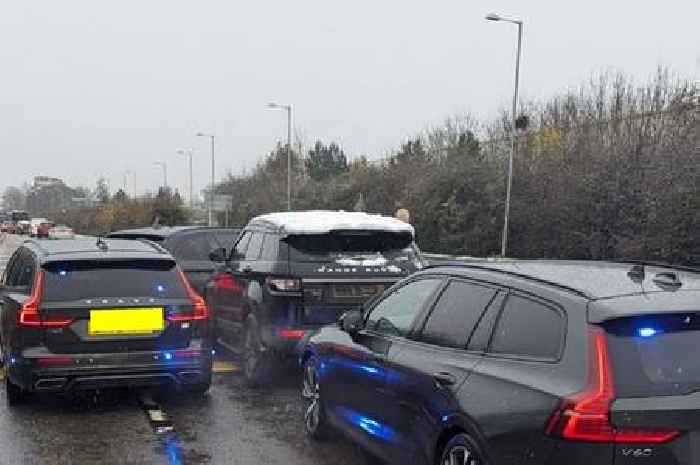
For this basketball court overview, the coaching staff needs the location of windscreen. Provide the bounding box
[603,313,700,397]
[287,231,422,272]
[42,260,187,301]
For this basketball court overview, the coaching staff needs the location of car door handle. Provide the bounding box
[432,372,457,386]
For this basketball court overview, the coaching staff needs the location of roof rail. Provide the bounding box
[606,259,700,274]
[425,261,591,299]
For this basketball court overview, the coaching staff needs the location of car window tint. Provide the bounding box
[170,233,216,261]
[490,294,563,359]
[366,278,442,337]
[419,281,497,349]
[13,251,34,288]
[233,232,252,258]
[260,234,279,261]
[214,231,240,249]
[245,233,264,261]
[4,251,22,286]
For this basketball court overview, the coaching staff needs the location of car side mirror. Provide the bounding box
[340,309,364,335]
[209,248,227,263]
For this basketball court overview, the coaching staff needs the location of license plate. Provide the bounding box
[88,308,164,335]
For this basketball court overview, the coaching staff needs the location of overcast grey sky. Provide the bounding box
[1,0,697,199]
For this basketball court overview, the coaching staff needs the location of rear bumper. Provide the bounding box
[8,349,213,393]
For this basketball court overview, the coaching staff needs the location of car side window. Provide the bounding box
[418,280,497,349]
[3,251,21,286]
[232,232,252,259]
[260,234,279,261]
[12,250,35,289]
[489,294,564,360]
[244,232,264,261]
[171,233,217,261]
[365,278,443,338]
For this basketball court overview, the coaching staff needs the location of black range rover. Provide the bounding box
[206,210,424,384]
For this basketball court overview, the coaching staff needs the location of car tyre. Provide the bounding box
[6,377,26,406]
[302,357,330,440]
[439,432,488,465]
[243,324,271,386]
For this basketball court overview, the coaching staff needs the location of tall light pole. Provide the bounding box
[486,12,523,258]
[267,102,292,211]
[196,132,215,226]
[176,148,194,208]
[154,162,168,189]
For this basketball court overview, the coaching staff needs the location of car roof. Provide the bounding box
[108,226,240,240]
[23,238,172,263]
[249,210,414,237]
[425,260,700,300]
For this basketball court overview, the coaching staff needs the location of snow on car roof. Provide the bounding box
[252,210,414,237]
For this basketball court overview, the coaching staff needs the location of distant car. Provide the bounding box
[36,222,55,238]
[108,226,240,295]
[0,238,213,405]
[206,210,425,384]
[301,260,700,465]
[29,218,49,237]
[16,221,31,235]
[48,225,74,240]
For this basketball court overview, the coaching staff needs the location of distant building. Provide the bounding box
[32,176,64,189]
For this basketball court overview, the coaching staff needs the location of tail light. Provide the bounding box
[19,271,73,328]
[267,277,302,292]
[168,268,209,321]
[214,273,236,291]
[546,326,680,444]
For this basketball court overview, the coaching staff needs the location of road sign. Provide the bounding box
[212,194,233,212]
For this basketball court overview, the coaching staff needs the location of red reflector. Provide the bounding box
[175,349,202,358]
[277,329,306,339]
[546,326,680,444]
[36,356,73,367]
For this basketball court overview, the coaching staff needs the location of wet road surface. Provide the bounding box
[0,362,370,465]
[0,234,371,465]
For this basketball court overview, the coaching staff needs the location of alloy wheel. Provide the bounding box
[302,362,321,433]
[443,445,480,465]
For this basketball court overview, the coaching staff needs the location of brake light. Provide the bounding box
[214,273,236,291]
[277,329,306,339]
[546,326,680,444]
[168,268,209,321]
[18,271,74,328]
[267,277,302,292]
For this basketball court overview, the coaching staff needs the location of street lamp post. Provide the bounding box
[177,149,194,208]
[154,162,168,189]
[196,133,215,226]
[267,102,292,211]
[486,12,523,258]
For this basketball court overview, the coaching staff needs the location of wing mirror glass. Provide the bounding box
[209,248,227,263]
[340,309,364,334]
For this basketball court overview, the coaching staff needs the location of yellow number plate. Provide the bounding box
[88,308,164,335]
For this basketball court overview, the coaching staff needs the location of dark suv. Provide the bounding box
[0,238,212,404]
[206,211,424,384]
[108,226,240,295]
[301,260,700,465]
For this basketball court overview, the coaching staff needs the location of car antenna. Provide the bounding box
[96,236,108,251]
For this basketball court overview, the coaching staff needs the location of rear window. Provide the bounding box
[604,313,700,397]
[287,231,421,272]
[42,260,187,302]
